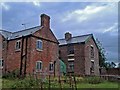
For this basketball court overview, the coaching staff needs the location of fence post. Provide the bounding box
[69,73,72,89]
[49,74,51,90]
[40,72,43,90]
[73,75,77,90]
[58,74,62,90]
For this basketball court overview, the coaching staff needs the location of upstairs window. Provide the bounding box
[2,41,5,50]
[36,61,42,71]
[91,45,94,58]
[15,40,21,50]
[67,44,74,55]
[49,62,54,71]
[0,59,4,68]
[36,40,42,50]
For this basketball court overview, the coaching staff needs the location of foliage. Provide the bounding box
[84,76,104,84]
[96,39,107,68]
[118,63,120,68]
[11,78,39,89]
[2,76,119,88]
[105,62,116,68]
[2,69,19,79]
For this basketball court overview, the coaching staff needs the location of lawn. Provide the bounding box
[2,78,119,89]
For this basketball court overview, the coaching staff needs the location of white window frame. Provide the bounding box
[36,61,42,71]
[68,58,74,61]
[0,59,4,68]
[15,40,21,51]
[49,62,54,71]
[36,40,43,51]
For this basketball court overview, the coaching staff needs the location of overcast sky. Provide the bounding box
[0,2,118,63]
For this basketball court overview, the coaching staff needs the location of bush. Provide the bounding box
[2,69,20,79]
[85,76,104,84]
[11,78,39,88]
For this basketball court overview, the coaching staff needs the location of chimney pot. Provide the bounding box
[65,32,72,41]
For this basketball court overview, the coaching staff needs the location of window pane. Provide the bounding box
[16,41,21,50]
[0,60,3,67]
[67,45,74,54]
[49,63,54,71]
[36,40,42,50]
[36,61,42,70]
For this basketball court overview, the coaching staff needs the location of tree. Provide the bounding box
[118,63,120,68]
[104,62,116,68]
[96,38,107,68]
[111,62,116,68]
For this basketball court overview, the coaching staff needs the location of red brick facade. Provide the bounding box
[1,14,59,76]
[59,33,100,76]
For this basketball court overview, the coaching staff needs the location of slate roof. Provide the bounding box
[0,26,43,40]
[58,34,93,45]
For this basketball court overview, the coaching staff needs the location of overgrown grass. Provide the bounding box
[2,77,119,89]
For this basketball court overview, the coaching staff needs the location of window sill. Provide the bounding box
[15,49,21,52]
[49,70,54,73]
[0,67,3,69]
[36,48,43,52]
[91,70,94,73]
[67,54,74,56]
[36,70,42,73]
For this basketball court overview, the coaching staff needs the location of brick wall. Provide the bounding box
[2,14,59,76]
[59,37,100,76]
[85,37,99,76]
[100,68,120,75]
[59,43,86,76]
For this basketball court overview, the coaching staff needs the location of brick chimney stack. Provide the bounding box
[65,32,72,41]
[41,14,50,28]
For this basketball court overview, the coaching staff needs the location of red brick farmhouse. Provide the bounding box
[0,14,59,76]
[59,32,100,76]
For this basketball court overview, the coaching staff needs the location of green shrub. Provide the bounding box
[11,78,39,88]
[85,76,104,84]
[2,69,19,79]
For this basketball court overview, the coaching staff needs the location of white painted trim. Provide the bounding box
[68,58,75,61]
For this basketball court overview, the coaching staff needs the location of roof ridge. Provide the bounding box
[13,25,41,33]
[58,33,93,40]
[72,33,93,38]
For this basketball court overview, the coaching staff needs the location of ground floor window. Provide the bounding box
[90,60,94,73]
[68,61,74,72]
[0,59,4,68]
[49,62,54,71]
[36,61,42,71]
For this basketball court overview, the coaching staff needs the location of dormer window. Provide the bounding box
[36,40,42,51]
[15,40,21,50]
